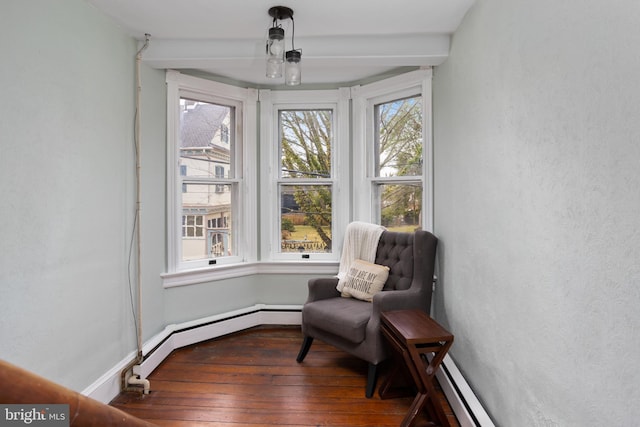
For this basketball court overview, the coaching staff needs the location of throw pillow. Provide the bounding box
[340,259,390,302]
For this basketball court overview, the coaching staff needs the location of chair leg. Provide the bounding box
[366,363,378,398]
[296,336,314,363]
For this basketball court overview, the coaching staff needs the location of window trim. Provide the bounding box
[259,88,351,262]
[351,69,434,231]
[166,70,257,274]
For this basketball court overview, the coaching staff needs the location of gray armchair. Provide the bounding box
[296,229,438,397]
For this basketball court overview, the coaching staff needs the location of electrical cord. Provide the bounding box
[127,33,151,363]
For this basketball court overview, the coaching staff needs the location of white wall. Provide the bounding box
[0,0,155,391]
[432,0,640,425]
[139,62,168,343]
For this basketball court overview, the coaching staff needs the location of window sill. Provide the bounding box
[162,260,339,288]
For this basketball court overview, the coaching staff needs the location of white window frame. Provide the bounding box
[351,69,434,231]
[165,71,257,276]
[259,88,350,263]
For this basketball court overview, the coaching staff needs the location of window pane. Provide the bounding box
[375,96,422,177]
[182,183,234,261]
[378,183,422,232]
[180,99,234,179]
[280,185,332,253]
[279,110,332,179]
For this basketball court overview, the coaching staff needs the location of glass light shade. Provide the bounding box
[266,27,285,78]
[267,27,285,62]
[266,59,283,79]
[285,50,301,86]
[267,38,285,60]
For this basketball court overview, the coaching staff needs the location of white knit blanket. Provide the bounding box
[336,221,387,292]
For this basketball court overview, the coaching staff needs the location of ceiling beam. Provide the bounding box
[141,33,451,69]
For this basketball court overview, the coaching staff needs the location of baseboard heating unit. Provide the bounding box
[437,355,495,427]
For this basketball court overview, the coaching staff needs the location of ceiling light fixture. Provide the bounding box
[266,6,301,86]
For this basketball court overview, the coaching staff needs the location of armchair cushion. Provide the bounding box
[340,259,390,302]
[302,297,372,344]
[375,231,414,291]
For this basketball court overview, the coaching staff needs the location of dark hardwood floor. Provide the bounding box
[110,326,459,427]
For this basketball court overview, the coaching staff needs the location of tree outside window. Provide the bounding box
[279,110,333,253]
[374,96,423,231]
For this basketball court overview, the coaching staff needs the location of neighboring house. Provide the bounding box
[180,101,232,259]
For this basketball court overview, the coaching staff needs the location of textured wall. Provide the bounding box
[0,0,140,391]
[432,0,640,425]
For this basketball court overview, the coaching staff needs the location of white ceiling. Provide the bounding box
[86,0,475,87]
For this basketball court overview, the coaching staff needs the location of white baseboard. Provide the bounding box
[84,304,492,427]
[136,305,302,379]
[437,354,495,427]
[83,304,302,404]
[81,350,140,404]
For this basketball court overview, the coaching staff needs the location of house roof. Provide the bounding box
[180,103,229,149]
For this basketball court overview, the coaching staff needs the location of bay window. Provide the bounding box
[163,70,431,284]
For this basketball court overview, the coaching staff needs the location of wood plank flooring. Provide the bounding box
[110,326,459,427]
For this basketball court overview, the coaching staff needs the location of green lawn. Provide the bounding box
[385,224,420,233]
[285,225,328,242]
[285,224,420,241]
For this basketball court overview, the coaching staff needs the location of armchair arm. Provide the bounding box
[363,288,429,355]
[306,277,341,303]
[371,287,428,317]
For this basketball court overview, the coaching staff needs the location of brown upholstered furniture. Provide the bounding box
[296,229,438,397]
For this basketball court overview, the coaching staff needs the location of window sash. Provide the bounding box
[279,183,333,255]
[278,109,333,180]
[373,95,423,178]
[177,96,239,266]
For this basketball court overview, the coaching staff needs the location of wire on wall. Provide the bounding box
[129,33,151,365]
